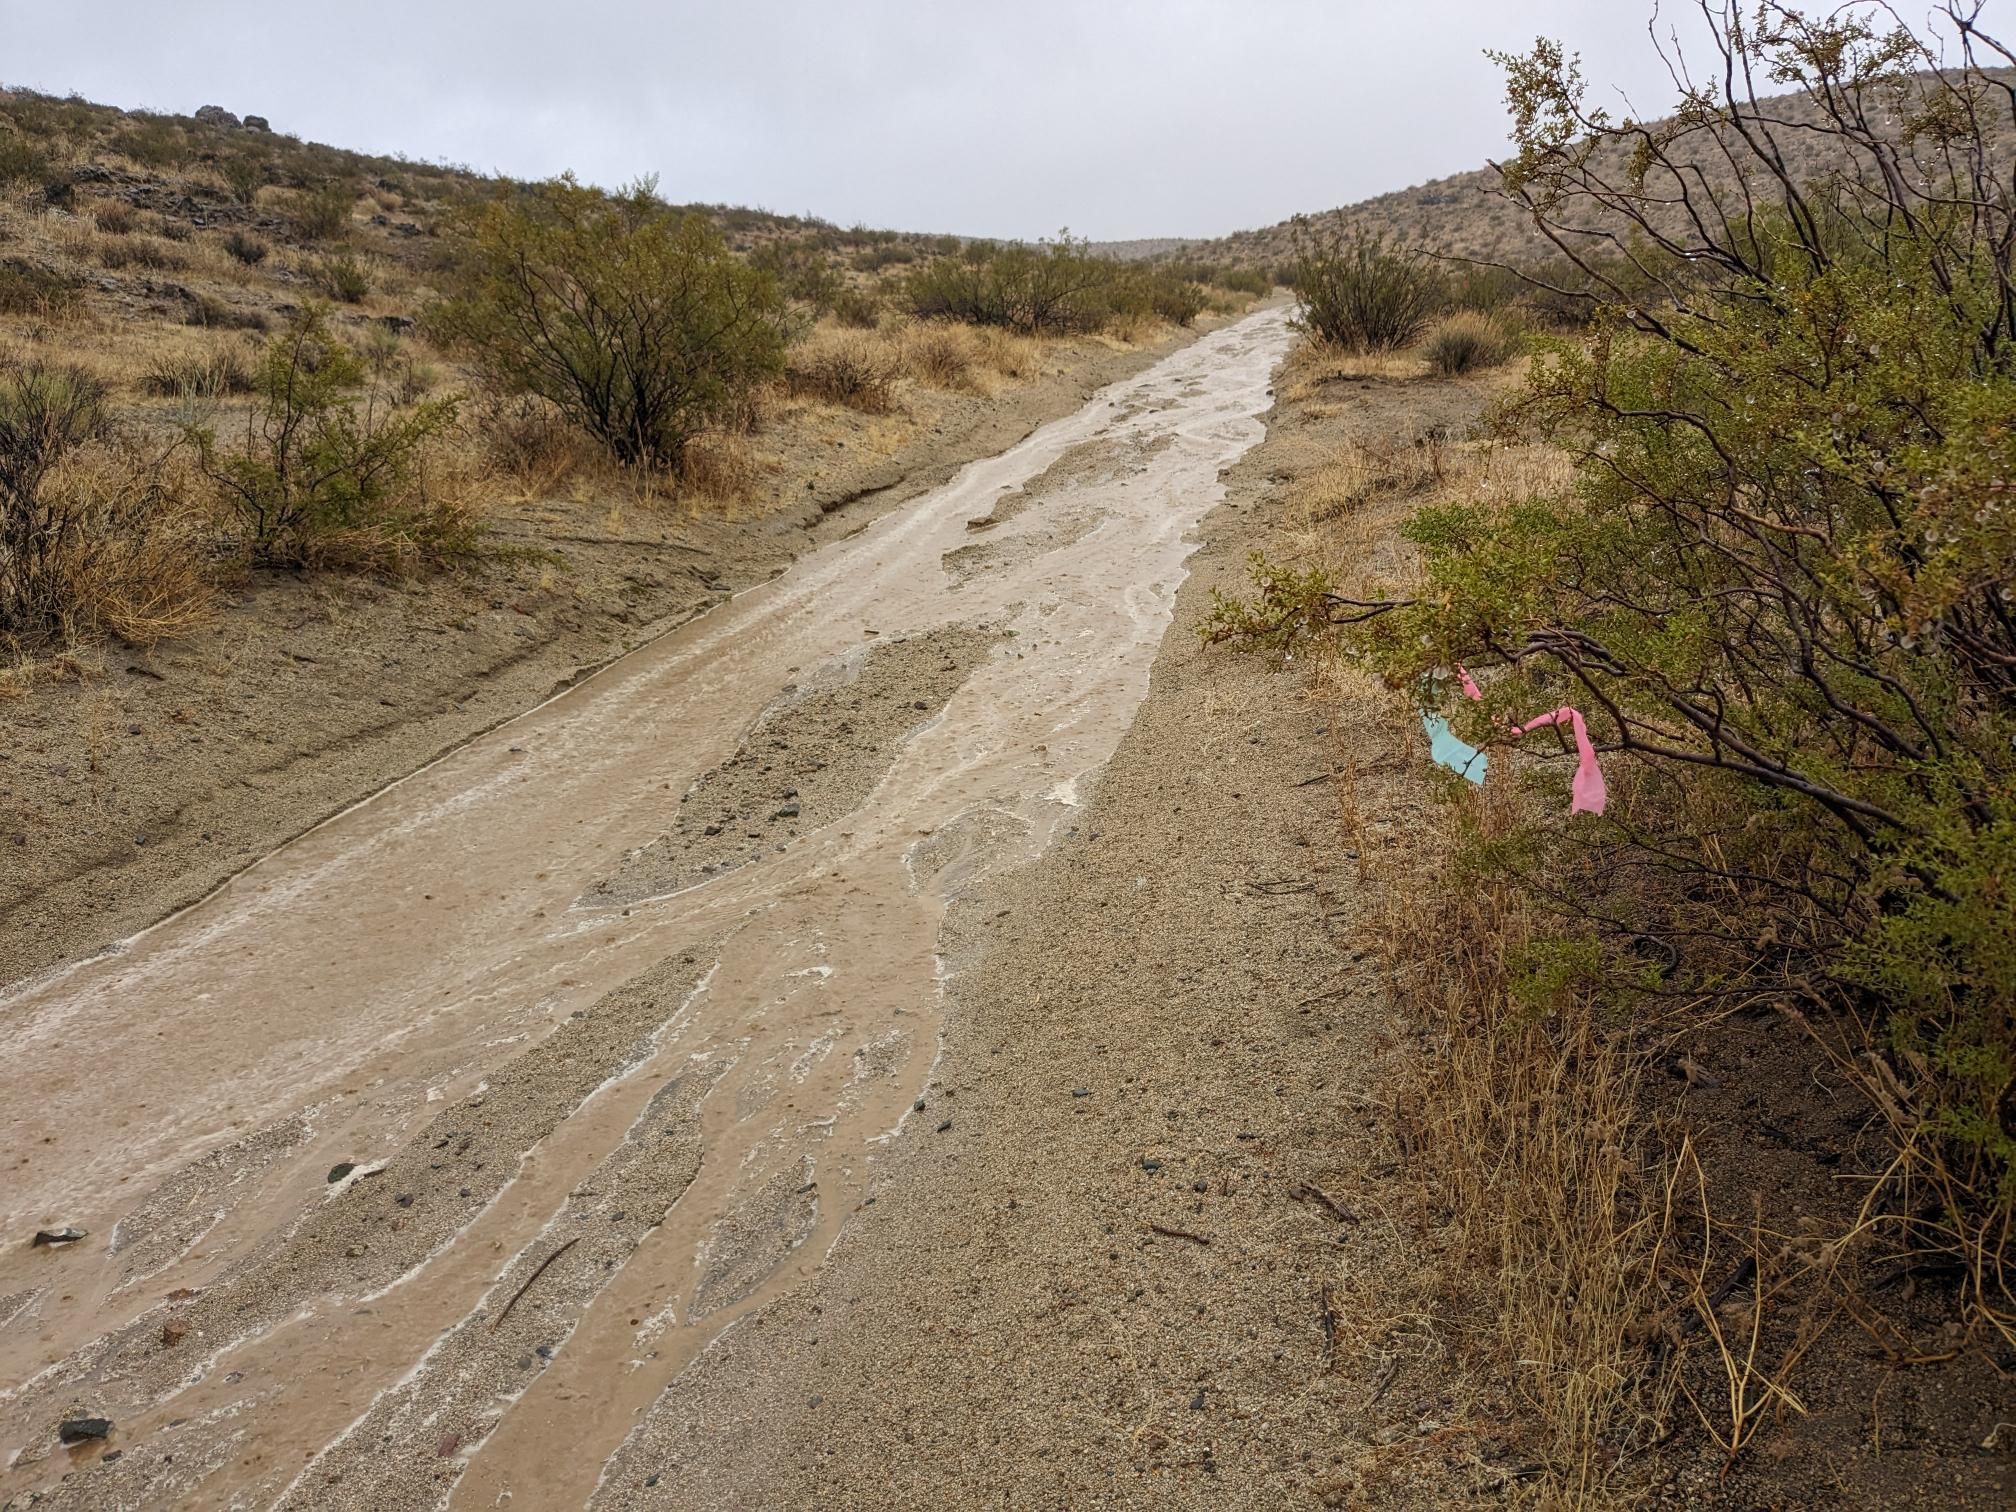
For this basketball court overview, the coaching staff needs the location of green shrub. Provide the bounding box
[1289,222,1440,350]
[750,238,844,312]
[222,153,267,206]
[289,181,355,239]
[224,230,269,265]
[1421,312,1519,375]
[830,284,883,329]
[191,306,460,564]
[1214,266,1272,298]
[0,129,47,186]
[906,234,1118,334]
[1444,263,1529,315]
[428,175,789,470]
[107,119,189,169]
[1354,20,2016,1267]
[309,251,371,302]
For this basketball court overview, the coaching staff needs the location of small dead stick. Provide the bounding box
[1288,1182,1361,1225]
[491,1236,580,1330]
[1143,1222,1211,1246]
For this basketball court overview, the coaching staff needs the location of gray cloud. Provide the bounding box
[4,1,1707,239]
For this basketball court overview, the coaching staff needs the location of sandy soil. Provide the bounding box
[580,373,1495,1510]
[0,324,1206,992]
[0,309,1300,1508]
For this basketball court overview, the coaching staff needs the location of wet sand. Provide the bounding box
[1,308,1297,1507]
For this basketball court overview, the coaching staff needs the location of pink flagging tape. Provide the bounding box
[1454,664,1483,701]
[1512,707,1609,816]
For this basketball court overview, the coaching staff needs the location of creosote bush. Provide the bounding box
[223,230,269,266]
[289,181,355,240]
[1289,221,1440,350]
[309,251,371,302]
[428,175,789,471]
[1376,10,2016,1342]
[905,234,1208,335]
[190,305,462,565]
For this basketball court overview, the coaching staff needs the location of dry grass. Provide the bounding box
[784,328,901,413]
[9,440,220,652]
[677,431,759,503]
[1278,339,1430,398]
[1280,399,1686,1504]
[1373,778,1680,1503]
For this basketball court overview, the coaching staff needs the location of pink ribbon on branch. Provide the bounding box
[1511,706,1608,816]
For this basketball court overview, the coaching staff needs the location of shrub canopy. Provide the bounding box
[430,177,789,470]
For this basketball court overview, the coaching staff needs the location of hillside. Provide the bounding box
[1177,66,2016,272]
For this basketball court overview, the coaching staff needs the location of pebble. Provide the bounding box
[58,1418,112,1444]
[31,1226,87,1247]
[326,1162,356,1184]
[1142,1158,1163,1172]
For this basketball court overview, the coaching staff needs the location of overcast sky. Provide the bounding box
[4,2,1738,240]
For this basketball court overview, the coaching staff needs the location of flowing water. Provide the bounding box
[0,304,1292,1507]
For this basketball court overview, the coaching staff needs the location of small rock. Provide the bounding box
[58,1417,112,1445]
[161,1318,190,1347]
[243,114,271,131]
[935,1119,953,1133]
[31,1227,87,1247]
[345,1244,365,1258]
[772,803,801,820]
[1142,1158,1163,1172]
[535,1344,555,1360]
[913,1098,926,1112]
[1070,1088,1090,1098]
[703,823,723,837]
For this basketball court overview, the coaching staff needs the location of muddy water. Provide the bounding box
[0,304,1291,1507]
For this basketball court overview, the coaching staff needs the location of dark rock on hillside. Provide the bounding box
[193,105,241,128]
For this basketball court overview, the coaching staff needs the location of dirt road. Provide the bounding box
[1,306,1306,1507]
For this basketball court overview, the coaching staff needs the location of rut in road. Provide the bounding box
[0,304,1293,1509]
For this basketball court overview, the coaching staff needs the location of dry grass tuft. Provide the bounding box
[1377,780,1680,1502]
[678,431,759,503]
[784,329,901,413]
[895,322,980,390]
[1422,312,1522,376]
[21,439,219,650]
